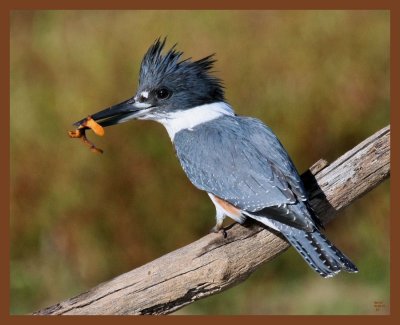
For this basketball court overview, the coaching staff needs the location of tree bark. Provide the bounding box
[34,125,390,315]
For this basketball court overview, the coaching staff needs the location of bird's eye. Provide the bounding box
[156,88,171,100]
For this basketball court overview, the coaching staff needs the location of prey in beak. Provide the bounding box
[69,97,153,154]
[73,97,153,128]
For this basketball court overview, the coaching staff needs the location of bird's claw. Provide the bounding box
[210,225,227,238]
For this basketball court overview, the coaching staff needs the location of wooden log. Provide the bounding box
[34,125,390,315]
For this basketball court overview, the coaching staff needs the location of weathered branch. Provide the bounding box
[34,125,390,315]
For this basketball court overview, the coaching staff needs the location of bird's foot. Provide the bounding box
[210,225,227,238]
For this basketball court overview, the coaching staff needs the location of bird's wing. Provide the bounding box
[242,116,308,201]
[173,115,314,229]
[173,115,318,230]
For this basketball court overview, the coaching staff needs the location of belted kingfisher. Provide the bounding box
[74,38,358,278]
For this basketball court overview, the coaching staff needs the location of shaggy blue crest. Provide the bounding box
[138,38,225,105]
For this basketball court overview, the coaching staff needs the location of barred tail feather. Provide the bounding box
[281,228,358,278]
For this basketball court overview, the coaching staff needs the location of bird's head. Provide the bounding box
[73,38,225,128]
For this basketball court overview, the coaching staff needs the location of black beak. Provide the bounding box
[73,97,151,128]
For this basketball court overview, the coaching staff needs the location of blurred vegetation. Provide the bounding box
[10,10,389,315]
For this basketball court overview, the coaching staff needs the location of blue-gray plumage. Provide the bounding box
[74,38,358,278]
[175,116,305,212]
[174,115,315,227]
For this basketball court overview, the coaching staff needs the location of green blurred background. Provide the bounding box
[10,10,390,315]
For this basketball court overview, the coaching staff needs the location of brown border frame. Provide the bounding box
[2,0,398,323]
